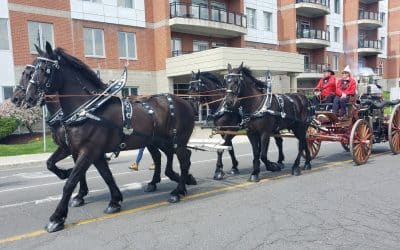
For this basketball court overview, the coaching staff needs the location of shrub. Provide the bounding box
[0,116,19,140]
[0,100,41,133]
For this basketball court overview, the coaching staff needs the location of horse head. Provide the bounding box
[224,62,245,109]
[11,63,35,107]
[25,42,61,107]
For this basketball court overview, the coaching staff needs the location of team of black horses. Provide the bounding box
[11,42,314,233]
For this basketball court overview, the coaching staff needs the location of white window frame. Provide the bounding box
[171,38,182,56]
[118,31,137,60]
[82,0,102,3]
[28,21,55,54]
[122,87,138,97]
[334,26,340,43]
[117,0,134,8]
[334,0,340,14]
[333,55,339,71]
[246,8,256,29]
[263,11,272,32]
[0,18,10,51]
[84,28,105,58]
[193,40,209,52]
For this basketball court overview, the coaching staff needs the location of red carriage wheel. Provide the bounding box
[350,119,373,165]
[302,126,321,160]
[389,104,400,154]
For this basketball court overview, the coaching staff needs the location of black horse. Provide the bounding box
[224,63,312,180]
[188,70,285,180]
[24,42,195,233]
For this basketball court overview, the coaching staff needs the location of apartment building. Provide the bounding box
[0,0,398,102]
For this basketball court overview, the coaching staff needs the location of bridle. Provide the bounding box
[30,56,60,93]
[224,72,243,96]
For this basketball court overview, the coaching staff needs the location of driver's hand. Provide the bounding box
[341,93,347,99]
[314,91,321,96]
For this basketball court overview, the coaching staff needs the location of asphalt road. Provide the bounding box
[0,138,399,249]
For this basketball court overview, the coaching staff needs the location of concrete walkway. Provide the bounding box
[0,127,248,168]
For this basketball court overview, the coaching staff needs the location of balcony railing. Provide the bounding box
[297,28,330,41]
[359,10,382,21]
[169,2,247,28]
[304,63,328,73]
[296,0,330,7]
[358,40,382,49]
[171,50,193,57]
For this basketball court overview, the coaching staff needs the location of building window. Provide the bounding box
[84,28,105,57]
[193,40,209,52]
[118,32,136,59]
[2,86,13,100]
[28,21,54,54]
[334,27,340,42]
[122,87,138,97]
[171,38,182,56]
[246,8,256,29]
[82,0,102,3]
[381,37,385,51]
[334,0,340,14]
[332,55,339,71]
[118,0,134,8]
[263,11,272,31]
[0,19,10,50]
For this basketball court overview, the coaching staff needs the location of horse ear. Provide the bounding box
[198,69,200,75]
[45,42,54,57]
[239,62,244,71]
[35,44,44,56]
[227,63,232,72]
[191,71,196,78]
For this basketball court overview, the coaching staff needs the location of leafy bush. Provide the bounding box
[0,100,41,133]
[0,116,19,140]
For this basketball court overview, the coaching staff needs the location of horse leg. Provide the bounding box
[291,128,305,176]
[226,135,239,175]
[45,154,92,233]
[247,132,261,182]
[46,146,71,180]
[301,126,312,170]
[69,172,89,207]
[213,149,225,180]
[274,136,285,169]
[144,145,162,192]
[168,147,191,203]
[93,157,123,214]
[261,135,281,172]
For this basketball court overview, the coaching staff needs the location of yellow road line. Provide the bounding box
[0,151,391,245]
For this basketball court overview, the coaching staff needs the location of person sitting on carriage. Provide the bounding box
[312,68,336,106]
[333,65,357,118]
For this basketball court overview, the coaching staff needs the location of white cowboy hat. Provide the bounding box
[342,65,351,74]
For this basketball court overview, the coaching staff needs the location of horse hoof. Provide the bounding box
[292,168,301,176]
[267,163,281,172]
[230,168,240,175]
[168,195,180,203]
[45,220,65,233]
[144,183,157,192]
[277,163,285,169]
[104,204,121,214]
[186,174,197,185]
[69,197,85,207]
[248,175,260,182]
[213,171,225,180]
[304,163,312,170]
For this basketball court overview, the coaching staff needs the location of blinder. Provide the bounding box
[30,56,60,92]
[224,73,243,96]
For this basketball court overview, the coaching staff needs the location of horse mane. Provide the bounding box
[54,48,107,90]
[200,72,223,87]
[241,66,265,89]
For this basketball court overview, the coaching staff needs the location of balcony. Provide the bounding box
[359,0,382,4]
[358,10,383,30]
[297,63,327,79]
[357,40,382,56]
[296,28,330,49]
[295,0,330,17]
[169,2,247,38]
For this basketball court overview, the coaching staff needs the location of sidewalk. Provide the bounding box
[0,127,248,168]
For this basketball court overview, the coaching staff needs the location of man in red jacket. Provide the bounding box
[312,68,336,106]
[333,65,357,118]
